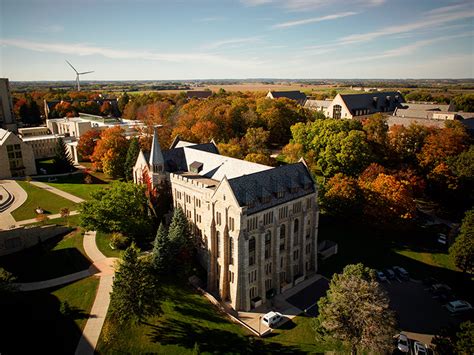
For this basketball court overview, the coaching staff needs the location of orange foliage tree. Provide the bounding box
[91,126,129,178]
[77,129,102,161]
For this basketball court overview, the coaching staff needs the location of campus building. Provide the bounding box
[0,78,17,132]
[133,130,319,311]
[266,90,307,105]
[0,128,37,178]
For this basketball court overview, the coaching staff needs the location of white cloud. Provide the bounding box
[272,11,358,28]
[0,38,264,68]
[38,24,64,33]
[195,16,226,23]
[201,36,263,50]
[241,0,384,11]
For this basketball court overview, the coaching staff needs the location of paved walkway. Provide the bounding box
[0,180,28,230]
[75,231,117,355]
[16,210,80,226]
[30,181,85,203]
[16,270,91,291]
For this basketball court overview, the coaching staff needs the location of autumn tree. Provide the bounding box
[77,129,102,161]
[244,153,274,166]
[243,127,270,154]
[313,263,397,354]
[91,126,129,178]
[449,209,474,275]
[321,173,362,216]
[282,142,304,163]
[363,113,388,147]
[218,138,245,159]
[191,120,219,143]
[387,123,431,164]
[100,101,112,116]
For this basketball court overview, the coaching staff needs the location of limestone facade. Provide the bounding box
[0,128,37,178]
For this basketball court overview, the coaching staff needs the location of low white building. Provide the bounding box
[0,128,37,178]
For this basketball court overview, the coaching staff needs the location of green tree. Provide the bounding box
[53,138,75,172]
[152,223,171,274]
[0,267,16,295]
[449,209,474,274]
[433,321,474,355]
[80,182,152,241]
[124,137,140,181]
[313,263,397,355]
[118,92,130,114]
[109,243,159,324]
[168,207,193,274]
[243,127,269,154]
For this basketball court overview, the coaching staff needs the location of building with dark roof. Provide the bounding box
[186,90,213,99]
[133,129,319,311]
[266,90,307,105]
[325,91,405,119]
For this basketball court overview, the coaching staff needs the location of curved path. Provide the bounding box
[0,180,28,229]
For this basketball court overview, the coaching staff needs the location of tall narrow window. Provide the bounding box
[249,237,255,266]
[216,231,220,258]
[229,237,234,265]
[265,231,272,259]
[280,224,286,251]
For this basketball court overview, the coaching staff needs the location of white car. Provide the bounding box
[397,333,409,353]
[438,233,447,245]
[414,341,428,355]
[446,300,472,314]
[261,311,282,328]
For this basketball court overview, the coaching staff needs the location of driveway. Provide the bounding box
[286,278,330,317]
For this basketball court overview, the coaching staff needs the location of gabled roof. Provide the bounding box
[269,90,307,103]
[304,99,331,109]
[187,91,212,99]
[338,91,404,113]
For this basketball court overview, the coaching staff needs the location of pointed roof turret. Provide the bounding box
[149,125,164,168]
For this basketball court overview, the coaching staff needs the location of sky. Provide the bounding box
[0,0,473,80]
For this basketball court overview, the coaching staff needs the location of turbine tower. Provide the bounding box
[65,60,94,91]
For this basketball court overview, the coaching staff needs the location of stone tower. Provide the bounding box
[149,126,165,188]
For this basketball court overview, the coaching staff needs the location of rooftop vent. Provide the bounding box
[189,161,203,174]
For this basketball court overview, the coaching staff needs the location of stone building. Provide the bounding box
[0,78,17,132]
[133,130,319,311]
[0,128,37,178]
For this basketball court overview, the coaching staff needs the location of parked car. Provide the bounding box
[445,300,472,314]
[261,311,283,328]
[422,277,439,287]
[376,270,387,282]
[393,266,410,280]
[414,341,428,355]
[397,333,409,353]
[437,233,447,245]
[384,268,396,280]
[430,283,451,294]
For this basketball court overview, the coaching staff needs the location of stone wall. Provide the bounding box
[0,225,72,256]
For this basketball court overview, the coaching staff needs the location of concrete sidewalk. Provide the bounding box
[15,210,80,226]
[15,270,91,291]
[0,180,28,230]
[30,181,85,203]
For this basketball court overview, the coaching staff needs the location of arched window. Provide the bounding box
[280,224,286,251]
[265,231,272,259]
[333,104,342,119]
[249,237,256,266]
[216,231,220,258]
[293,219,299,246]
[229,237,234,265]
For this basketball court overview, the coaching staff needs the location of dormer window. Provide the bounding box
[277,191,284,199]
[261,196,271,204]
[290,187,299,193]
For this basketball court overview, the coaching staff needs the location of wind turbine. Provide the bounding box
[65,60,94,91]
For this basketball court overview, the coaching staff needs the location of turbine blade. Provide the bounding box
[65,60,78,74]
[78,71,94,75]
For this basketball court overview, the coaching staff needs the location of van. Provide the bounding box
[261,311,282,328]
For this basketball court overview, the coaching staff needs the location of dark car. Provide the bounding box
[422,277,439,287]
[384,268,396,280]
[393,266,410,280]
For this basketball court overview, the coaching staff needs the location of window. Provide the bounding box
[306,198,312,209]
[229,237,234,265]
[293,218,299,246]
[250,286,257,299]
[293,201,302,214]
[229,217,235,231]
[265,262,272,275]
[249,237,256,266]
[333,104,342,119]
[176,190,182,200]
[306,243,312,255]
[186,195,191,203]
[263,211,273,225]
[247,216,258,231]
[293,249,299,261]
[279,225,286,251]
[265,231,272,259]
[7,144,24,173]
[216,231,220,258]
[216,212,222,226]
[280,271,286,283]
[186,210,192,219]
[279,206,288,219]
[265,279,272,291]
[196,214,202,223]
[248,269,257,283]
[280,257,284,268]
[277,191,284,198]
[196,199,201,208]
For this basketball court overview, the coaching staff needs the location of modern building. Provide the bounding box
[266,91,307,105]
[0,128,37,178]
[133,130,319,311]
[18,127,50,137]
[0,78,17,132]
[21,135,59,160]
[325,92,405,119]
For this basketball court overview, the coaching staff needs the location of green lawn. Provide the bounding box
[37,172,109,200]
[0,276,99,354]
[97,282,340,354]
[11,180,79,221]
[0,229,91,282]
[95,231,123,258]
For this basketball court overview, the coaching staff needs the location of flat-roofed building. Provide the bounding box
[22,135,59,159]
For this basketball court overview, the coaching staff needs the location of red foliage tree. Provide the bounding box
[77,129,102,161]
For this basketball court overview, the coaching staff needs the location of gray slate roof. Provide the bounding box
[269,91,307,103]
[401,102,451,111]
[187,91,212,99]
[340,91,404,114]
[304,99,331,109]
[228,162,315,215]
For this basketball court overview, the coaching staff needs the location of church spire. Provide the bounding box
[149,125,164,173]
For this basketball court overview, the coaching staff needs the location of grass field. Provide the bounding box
[1,276,99,354]
[95,231,123,258]
[0,229,91,282]
[97,281,343,354]
[37,172,109,200]
[11,180,79,221]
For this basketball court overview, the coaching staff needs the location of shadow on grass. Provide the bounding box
[0,290,93,354]
[0,234,91,282]
[146,318,306,354]
[174,305,228,324]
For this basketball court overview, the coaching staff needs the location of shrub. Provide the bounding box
[110,233,129,250]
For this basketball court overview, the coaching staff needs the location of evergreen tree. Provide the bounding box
[53,138,75,172]
[152,223,171,273]
[449,209,474,274]
[109,243,159,324]
[168,207,193,273]
[124,137,140,181]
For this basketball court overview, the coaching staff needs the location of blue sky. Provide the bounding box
[1,0,473,80]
